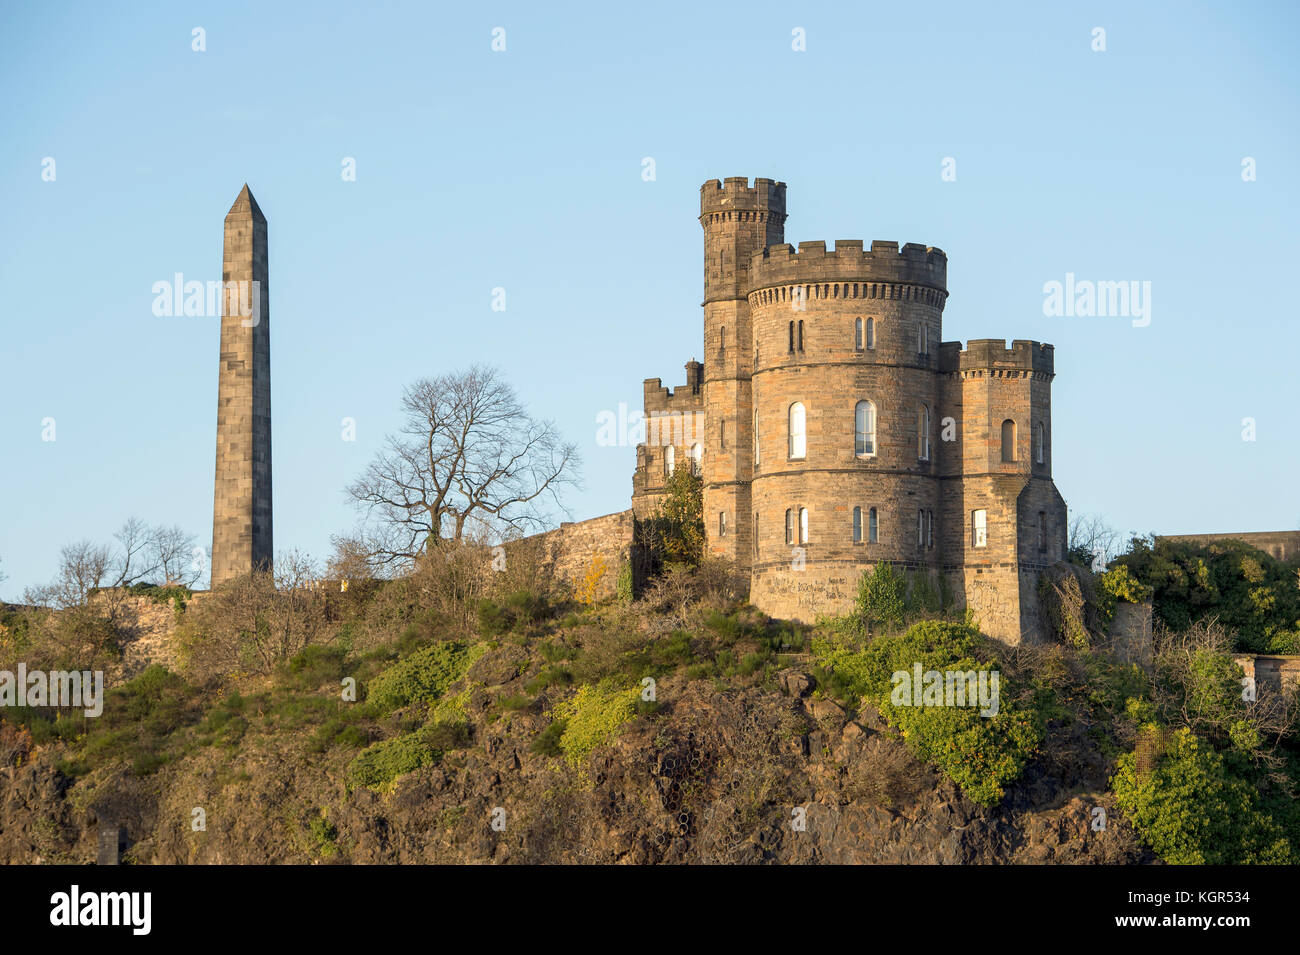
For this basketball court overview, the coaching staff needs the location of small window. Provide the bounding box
[972,509,987,548]
[785,508,794,545]
[852,506,862,543]
[1001,419,1017,463]
[866,317,875,349]
[753,512,759,555]
[719,325,726,356]
[799,507,809,544]
[854,317,864,351]
[664,444,675,477]
[789,402,806,459]
[720,419,727,450]
[927,509,934,548]
[917,509,925,546]
[753,410,760,465]
[918,323,929,355]
[1038,511,1047,553]
[918,405,931,461]
[855,400,876,456]
[719,511,727,537]
[797,320,804,352]
[788,321,795,353]
[1035,422,1044,465]
[868,507,879,543]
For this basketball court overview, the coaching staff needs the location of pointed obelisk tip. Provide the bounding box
[226,182,266,221]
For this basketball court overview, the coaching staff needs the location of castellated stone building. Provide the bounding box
[210,185,273,586]
[632,177,1067,644]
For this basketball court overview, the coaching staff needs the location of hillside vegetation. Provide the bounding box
[0,531,1296,864]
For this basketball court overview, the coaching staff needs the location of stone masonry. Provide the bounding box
[211,185,273,585]
[632,177,1067,644]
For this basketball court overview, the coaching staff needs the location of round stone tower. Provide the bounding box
[698,178,786,570]
[745,239,949,620]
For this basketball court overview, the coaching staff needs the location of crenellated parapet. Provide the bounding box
[940,339,1055,380]
[747,239,947,302]
[699,176,788,223]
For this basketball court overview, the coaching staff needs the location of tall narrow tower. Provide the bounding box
[699,177,786,571]
[211,184,272,586]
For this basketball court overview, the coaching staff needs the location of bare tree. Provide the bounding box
[149,524,200,586]
[344,365,580,568]
[1067,512,1122,570]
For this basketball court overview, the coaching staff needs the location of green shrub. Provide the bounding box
[282,644,349,690]
[1112,727,1293,864]
[366,641,485,711]
[855,562,907,631]
[530,718,566,756]
[552,684,641,765]
[423,720,471,751]
[347,732,435,790]
[813,621,1043,807]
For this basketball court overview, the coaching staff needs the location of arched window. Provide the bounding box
[799,507,809,544]
[868,507,879,543]
[1035,422,1044,464]
[788,402,806,459]
[719,325,726,355]
[720,419,727,450]
[852,506,862,543]
[784,508,794,545]
[664,444,675,477]
[1001,419,1017,463]
[690,442,702,475]
[788,321,795,353]
[719,511,727,537]
[854,318,864,351]
[855,400,876,456]
[918,405,931,461]
[866,317,875,349]
[797,320,804,351]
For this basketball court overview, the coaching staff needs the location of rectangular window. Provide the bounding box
[918,509,925,546]
[719,511,727,537]
[868,507,878,543]
[785,509,794,545]
[927,510,934,548]
[972,509,987,548]
[852,506,862,543]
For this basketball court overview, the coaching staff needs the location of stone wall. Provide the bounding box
[514,510,635,602]
[1157,531,1300,563]
[1233,653,1300,695]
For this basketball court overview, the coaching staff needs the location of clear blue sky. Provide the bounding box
[2,0,1298,599]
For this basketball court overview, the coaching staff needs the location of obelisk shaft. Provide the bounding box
[211,185,272,585]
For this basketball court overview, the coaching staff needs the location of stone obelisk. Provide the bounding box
[211,184,272,585]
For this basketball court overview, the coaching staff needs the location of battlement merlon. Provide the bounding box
[938,339,1055,377]
[700,177,788,219]
[747,239,948,295]
[642,360,705,414]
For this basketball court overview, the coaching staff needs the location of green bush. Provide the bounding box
[1112,727,1293,864]
[347,732,435,790]
[530,718,566,756]
[552,684,641,765]
[855,562,907,631]
[366,641,485,711]
[813,621,1043,807]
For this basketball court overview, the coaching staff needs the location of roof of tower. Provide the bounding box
[226,183,266,221]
